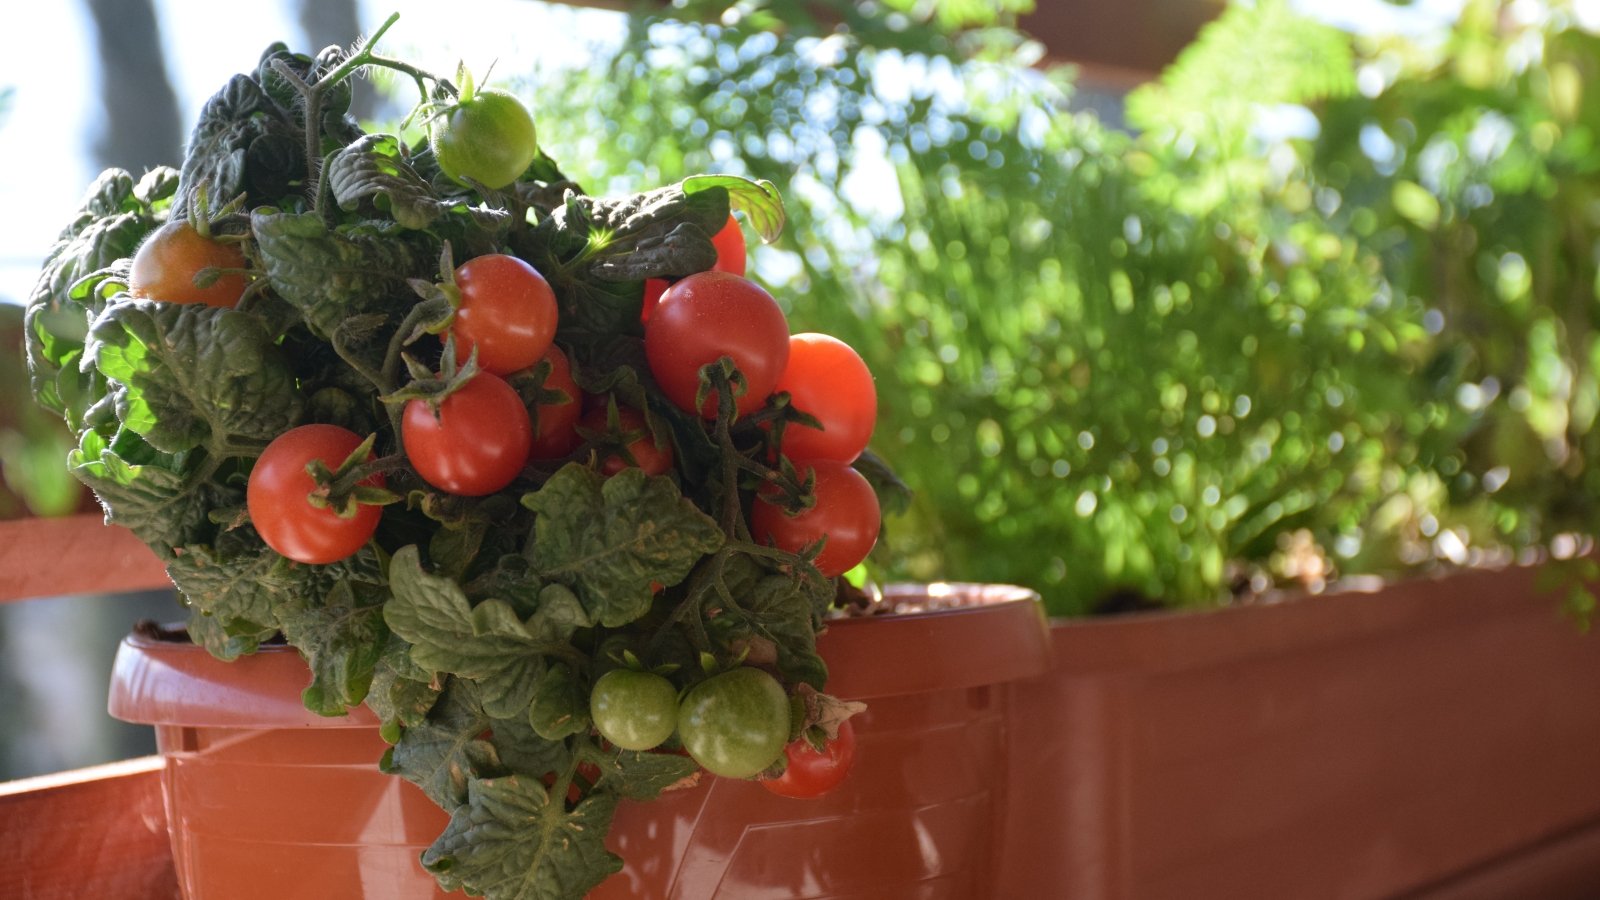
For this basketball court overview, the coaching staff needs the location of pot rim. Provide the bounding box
[108,582,1050,727]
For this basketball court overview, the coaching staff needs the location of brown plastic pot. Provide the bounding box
[109,583,1048,900]
[994,563,1600,899]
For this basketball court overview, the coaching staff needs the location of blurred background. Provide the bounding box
[4,0,1600,778]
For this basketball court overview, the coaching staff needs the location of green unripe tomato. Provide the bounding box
[430,88,538,190]
[677,668,791,779]
[590,669,679,752]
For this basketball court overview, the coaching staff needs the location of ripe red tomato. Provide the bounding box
[128,220,248,308]
[248,425,383,564]
[751,460,880,578]
[774,333,876,463]
[644,271,789,419]
[761,718,857,799]
[710,214,747,276]
[581,405,674,476]
[640,278,670,324]
[403,372,532,496]
[526,345,582,460]
[449,254,559,376]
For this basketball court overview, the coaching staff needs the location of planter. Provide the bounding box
[109,583,1048,899]
[995,562,1600,899]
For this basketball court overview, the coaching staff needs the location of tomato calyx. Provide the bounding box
[299,431,405,518]
[382,336,484,414]
[577,398,675,476]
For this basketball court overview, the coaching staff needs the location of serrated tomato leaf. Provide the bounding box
[86,300,304,455]
[69,429,219,559]
[387,677,500,808]
[422,776,622,900]
[522,465,724,628]
[682,174,786,243]
[327,133,451,230]
[387,545,587,720]
[252,208,438,339]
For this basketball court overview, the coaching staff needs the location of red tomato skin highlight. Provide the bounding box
[449,254,559,376]
[774,333,877,463]
[761,718,858,799]
[526,345,582,460]
[128,221,249,309]
[248,424,383,565]
[751,460,881,578]
[403,372,533,496]
[582,406,675,476]
[644,271,790,419]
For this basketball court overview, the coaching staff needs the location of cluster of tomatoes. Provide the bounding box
[129,198,870,798]
[591,664,858,799]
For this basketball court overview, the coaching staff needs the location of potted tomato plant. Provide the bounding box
[26,16,1050,900]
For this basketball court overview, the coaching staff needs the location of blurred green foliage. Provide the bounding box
[524,0,1600,615]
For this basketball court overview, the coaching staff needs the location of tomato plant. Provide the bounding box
[644,271,790,419]
[710,214,747,276]
[403,371,532,496]
[128,220,248,308]
[677,667,792,779]
[590,669,679,751]
[773,333,876,463]
[761,718,857,799]
[582,405,674,476]
[751,460,881,577]
[247,424,383,564]
[525,345,582,460]
[450,254,559,376]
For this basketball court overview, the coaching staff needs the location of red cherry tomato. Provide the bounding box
[761,718,857,799]
[640,278,670,324]
[644,271,789,419]
[248,425,383,564]
[711,214,747,276]
[128,220,249,308]
[449,253,559,376]
[751,460,880,577]
[582,405,674,476]
[526,345,582,460]
[403,372,532,496]
[774,333,876,463]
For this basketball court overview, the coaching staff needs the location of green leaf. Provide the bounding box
[275,573,389,716]
[421,776,623,900]
[69,429,218,559]
[486,711,573,780]
[252,208,438,340]
[369,633,441,737]
[85,300,304,455]
[596,749,700,802]
[387,677,499,808]
[683,174,786,243]
[710,555,831,688]
[529,662,588,741]
[327,133,452,230]
[166,529,285,658]
[177,72,301,212]
[25,168,171,422]
[386,545,585,720]
[523,464,724,627]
